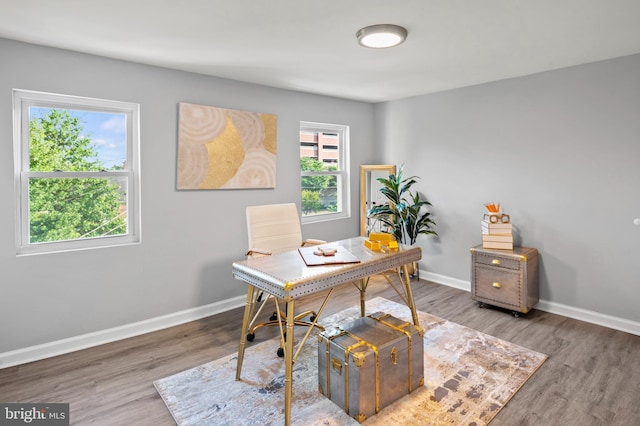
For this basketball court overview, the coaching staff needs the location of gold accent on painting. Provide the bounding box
[201,115,244,188]
[261,114,277,155]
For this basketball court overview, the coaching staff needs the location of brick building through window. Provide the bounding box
[300,131,339,166]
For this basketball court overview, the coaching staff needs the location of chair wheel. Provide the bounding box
[277,347,284,358]
[246,333,255,342]
[269,312,278,321]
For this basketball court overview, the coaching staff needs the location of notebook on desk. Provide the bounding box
[298,245,361,266]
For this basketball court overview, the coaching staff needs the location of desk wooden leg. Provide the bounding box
[235,284,255,381]
[284,299,295,426]
[401,264,420,327]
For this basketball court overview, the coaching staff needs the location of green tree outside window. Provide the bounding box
[300,157,336,214]
[28,109,127,243]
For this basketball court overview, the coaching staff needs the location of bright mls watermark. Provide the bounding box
[1,404,69,425]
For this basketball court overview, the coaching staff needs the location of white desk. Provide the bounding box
[232,236,422,425]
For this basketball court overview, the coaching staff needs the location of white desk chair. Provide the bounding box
[244,203,325,356]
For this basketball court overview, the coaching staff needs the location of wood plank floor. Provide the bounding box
[1,277,638,425]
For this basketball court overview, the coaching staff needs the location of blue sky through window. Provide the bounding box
[30,107,127,170]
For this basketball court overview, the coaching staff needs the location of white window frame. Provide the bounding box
[300,121,350,224]
[13,89,141,255]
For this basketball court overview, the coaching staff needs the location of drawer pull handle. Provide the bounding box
[492,282,502,289]
[492,259,501,265]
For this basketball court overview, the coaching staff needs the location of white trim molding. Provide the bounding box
[0,295,246,369]
[421,271,470,292]
[420,269,640,337]
[535,299,640,337]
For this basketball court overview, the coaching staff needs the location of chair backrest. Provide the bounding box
[246,203,303,254]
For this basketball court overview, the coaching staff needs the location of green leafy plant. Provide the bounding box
[367,165,437,245]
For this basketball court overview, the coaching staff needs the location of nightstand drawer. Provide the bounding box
[473,252,521,270]
[473,265,521,308]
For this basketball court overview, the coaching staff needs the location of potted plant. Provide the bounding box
[367,165,437,274]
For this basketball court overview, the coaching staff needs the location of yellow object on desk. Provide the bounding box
[369,232,395,242]
[383,240,399,251]
[364,239,381,251]
[365,232,397,251]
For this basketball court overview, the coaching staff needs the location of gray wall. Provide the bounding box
[2,36,639,357]
[374,54,640,323]
[0,38,374,353]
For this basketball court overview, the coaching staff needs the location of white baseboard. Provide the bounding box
[534,300,640,336]
[0,295,246,369]
[4,270,639,369]
[421,271,471,292]
[420,269,640,336]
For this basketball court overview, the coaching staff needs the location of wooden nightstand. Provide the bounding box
[470,245,539,316]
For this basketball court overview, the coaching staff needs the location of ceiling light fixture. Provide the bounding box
[356,24,408,48]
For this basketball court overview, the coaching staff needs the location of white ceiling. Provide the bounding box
[2,0,640,103]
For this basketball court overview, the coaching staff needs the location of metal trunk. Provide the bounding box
[317,312,424,423]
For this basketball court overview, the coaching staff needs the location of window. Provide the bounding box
[299,121,349,223]
[13,89,140,255]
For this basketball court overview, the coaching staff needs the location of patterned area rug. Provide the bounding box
[154,297,547,425]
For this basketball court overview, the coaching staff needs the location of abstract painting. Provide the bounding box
[177,102,277,189]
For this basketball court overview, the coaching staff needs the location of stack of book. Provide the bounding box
[481,219,513,250]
